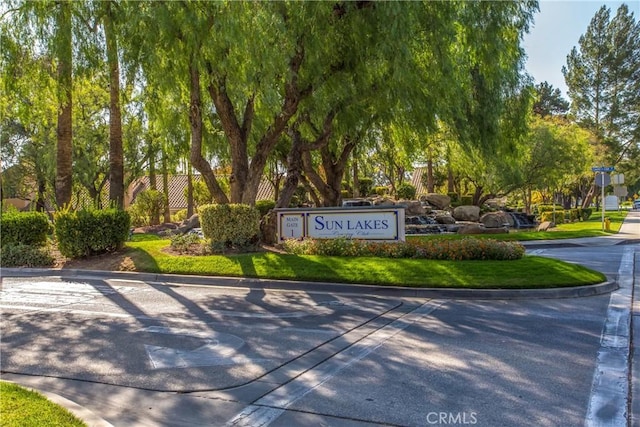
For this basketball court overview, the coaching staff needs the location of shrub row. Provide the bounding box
[537,206,592,223]
[55,208,131,258]
[0,211,52,247]
[255,200,276,218]
[0,243,54,267]
[282,237,525,261]
[199,204,260,250]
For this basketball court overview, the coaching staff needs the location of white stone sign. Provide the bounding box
[307,211,399,240]
[276,207,405,242]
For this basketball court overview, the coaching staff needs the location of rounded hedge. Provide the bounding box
[0,211,52,247]
[199,204,260,249]
[55,208,131,258]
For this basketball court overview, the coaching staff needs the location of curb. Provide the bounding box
[521,237,640,249]
[1,267,618,300]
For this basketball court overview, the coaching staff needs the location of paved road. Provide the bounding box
[0,245,635,427]
[1,212,638,426]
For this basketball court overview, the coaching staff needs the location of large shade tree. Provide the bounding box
[2,1,541,213]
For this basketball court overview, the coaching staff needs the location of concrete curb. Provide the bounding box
[521,237,640,249]
[1,267,618,300]
[3,380,114,427]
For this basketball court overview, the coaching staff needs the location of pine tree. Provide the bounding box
[563,4,640,207]
[532,82,569,117]
[563,4,640,163]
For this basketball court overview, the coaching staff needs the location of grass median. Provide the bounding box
[125,238,605,289]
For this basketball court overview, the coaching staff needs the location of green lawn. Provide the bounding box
[125,239,605,289]
[0,381,86,427]
[408,211,628,242]
[120,210,628,289]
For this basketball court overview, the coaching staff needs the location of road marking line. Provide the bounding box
[225,300,443,427]
[585,246,634,427]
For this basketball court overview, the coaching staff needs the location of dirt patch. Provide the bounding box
[52,246,138,272]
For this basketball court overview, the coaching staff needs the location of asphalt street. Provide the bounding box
[1,212,639,427]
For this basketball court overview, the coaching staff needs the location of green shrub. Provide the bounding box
[358,178,374,196]
[289,185,308,207]
[460,195,473,205]
[540,212,554,223]
[536,204,564,214]
[0,243,54,267]
[0,211,52,247]
[568,209,579,222]
[172,209,188,222]
[170,233,203,254]
[396,183,417,200]
[55,208,131,258]
[199,204,260,251]
[281,237,524,261]
[581,208,593,221]
[186,180,214,207]
[127,190,166,227]
[374,186,387,196]
[255,200,276,218]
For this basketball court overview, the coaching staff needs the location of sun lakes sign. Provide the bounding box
[276,207,405,242]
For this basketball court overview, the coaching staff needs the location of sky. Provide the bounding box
[522,0,640,98]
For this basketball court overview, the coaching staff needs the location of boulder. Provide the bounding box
[480,211,510,228]
[453,205,481,222]
[372,197,396,207]
[403,200,426,216]
[485,197,507,210]
[537,221,555,232]
[176,214,201,234]
[435,214,456,225]
[423,193,451,210]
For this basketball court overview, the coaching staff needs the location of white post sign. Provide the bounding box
[279,213,305,239]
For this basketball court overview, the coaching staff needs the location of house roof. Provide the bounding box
[410,167,426,196]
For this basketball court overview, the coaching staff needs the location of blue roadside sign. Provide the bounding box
[592,166,615,172]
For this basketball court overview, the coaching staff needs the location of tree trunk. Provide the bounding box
[36,179,47,212]
[447,164,455,194]
[276,130,305,209]
[205,44,308,205]
[523,188,532,215]
[426,155,435,193]
[352,153,359,198]
[105,2,124,209]
[188,62,229,204]
[581,184,596,209]
[302,136,356,207]
[207,79,251,203]
[186,164,194,218]
[55,1,73,208]
[162,153,171,223]
[147,140,159,225]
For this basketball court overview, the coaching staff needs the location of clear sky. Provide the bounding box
[522,0,640,98]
